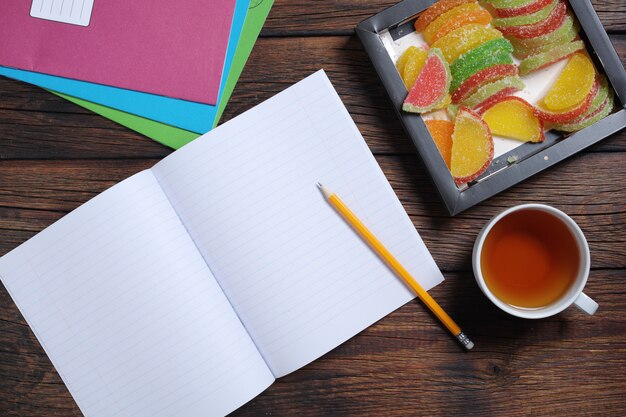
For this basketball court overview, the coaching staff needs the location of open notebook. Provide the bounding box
[0,71,443,417]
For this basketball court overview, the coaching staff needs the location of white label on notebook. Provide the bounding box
[30,0,95,27]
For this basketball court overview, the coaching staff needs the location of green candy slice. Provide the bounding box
[493,0,558,27]
[513,22,578,58]
[450,38,514,92]
[519,40,585,75]
[510,14,576,51]
[461,76,525,108]
[481,0,536,8]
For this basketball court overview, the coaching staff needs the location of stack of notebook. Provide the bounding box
[0,0,274,148]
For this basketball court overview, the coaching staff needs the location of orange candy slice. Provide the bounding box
[541,52,596,111]
[422,3,482,44]
[425,119,454,168]
[450,107,494,184]
[431,24,502,63]
[431,8,493,44]
[396,46,429,89]
[415,0,477,32]
[481,96,545,143]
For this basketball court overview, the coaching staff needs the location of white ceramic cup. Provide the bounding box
[472,204,598,319]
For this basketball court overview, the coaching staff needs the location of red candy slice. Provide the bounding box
[534,78,599,123]
[496,1,566,39]
[402,48,451,113]
[472,86,520,110]
[494,0,553,18]
[452,64,518,104]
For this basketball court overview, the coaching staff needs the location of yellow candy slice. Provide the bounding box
[450,108,494,184]
[423,3,482,44]
[396,46,428,89]
[431,24,502,63]
[541,52,596,111]
[482,97,544,143]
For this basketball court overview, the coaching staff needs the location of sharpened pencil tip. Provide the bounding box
[316,182,323,188]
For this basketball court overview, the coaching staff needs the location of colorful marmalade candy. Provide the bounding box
[449,37,514,92]
[396,46,429,89]
[550,78,614,132]
[496,1,566,39]
[422,3,482,43]
[450,107,494,184]
[461,75,525,108]
[492,0,554,18]
[509,13,575,51]
[414,0,477,32]
[430,8,493,44]
[541,52,596,111]
[513,24,577,59]
[402,48,451,113]
[492,0,557,27]
[480,96,545,143]
[424,119,454,168]
[452,63,518,104]
[431,24,502,63]
[535,78,599,123]
[519,39,584,75]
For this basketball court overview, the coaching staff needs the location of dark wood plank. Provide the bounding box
[1,152,623,271]
[2,268,624,416]
[1,36,624,159]
[263,0,626,35]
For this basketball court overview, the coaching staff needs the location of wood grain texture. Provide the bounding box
[1,0,625,415]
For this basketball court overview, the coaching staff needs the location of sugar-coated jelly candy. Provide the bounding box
[431,24,502,63]
[509,14,575,51]
[535,78,599,123]
[461,75,525,109]
[492,0,554,18]
[450,107,494,185]
[425,119,454,168]
[402,48,451,113]
[452,63,518,104]
[496,1,566,39]
[550,78,614,132]
[396,46,429,89]
[493,0,557,27]
[480,96,545,143]
[449,37,514,92]
[541,52,595,111]
[430,8,493,44]
[422,3,482,43]
[415,0,477,32]
[519,39,584,75]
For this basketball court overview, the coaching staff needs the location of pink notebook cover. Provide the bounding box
[0,1,236,105]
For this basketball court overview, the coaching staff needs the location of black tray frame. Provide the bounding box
[356,0,626,215]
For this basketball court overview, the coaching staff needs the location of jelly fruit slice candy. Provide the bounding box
[430,8,493,44]
[452,63,518,104]
[425,119,454,168]
[519,39,584,75]
[541,52,595,111]
[550,78,614,132]
[402,48,451,113]
[535,78,599,123]
[461,75,525,109]
[480,96,545,143]
[449,37,514,92]
[496,1,566,39]
[422,3,482,43]
[415,0,477,32]
[450,107,494,185]
[431,24,502,63]
[492,0,554,18]
[396,46,429,90]
[509,13,575,51]
[492,0,557,27]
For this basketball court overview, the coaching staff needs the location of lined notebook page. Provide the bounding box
[0,171,273,417]
[152,70,444,377]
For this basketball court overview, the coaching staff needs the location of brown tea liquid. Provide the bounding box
[480,209,580,309]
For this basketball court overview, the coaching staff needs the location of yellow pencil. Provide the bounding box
[318,183,474,350]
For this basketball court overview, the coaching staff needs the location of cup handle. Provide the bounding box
[573,292,598,315]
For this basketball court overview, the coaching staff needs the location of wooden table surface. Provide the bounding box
[1,1,625,415]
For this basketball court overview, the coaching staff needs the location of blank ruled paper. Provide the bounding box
[153,70,444,377]
[30,0,95,26]
[0,171,274,417]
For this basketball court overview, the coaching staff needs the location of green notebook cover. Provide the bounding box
[52,0,274,150]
